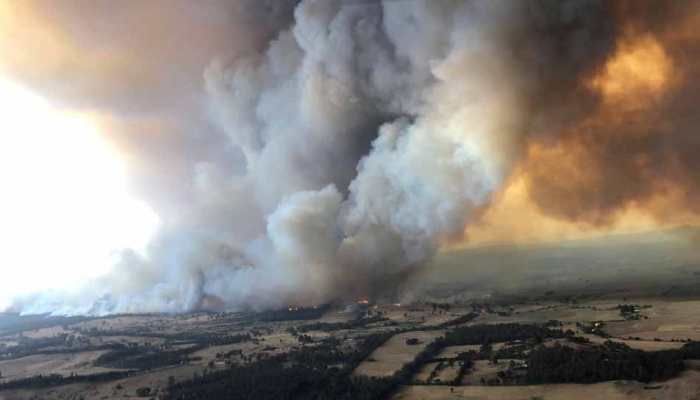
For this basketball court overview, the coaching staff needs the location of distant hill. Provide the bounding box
[461,225,700,252]
[413,226,700,302]
[0,313,90,335]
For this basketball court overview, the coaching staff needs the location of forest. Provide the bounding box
[526,341,685,383]
[166,333,397,400]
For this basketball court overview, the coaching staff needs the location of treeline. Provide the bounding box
[527,341,684,383]
[680,341,700,358]
[257,305,330,322]
[293,316,387,333]
[452,352,476,384]
[163,332,250,347]
[94,343,206,370]
[290,310,478,334]
[167,356,393,400]
[81,329,250,346]
[444,323,567,346]
[379,337,446,395]
[385,324,549,386]
[0,333,251,389]
[0,371,131,391]
[347,333,394,370]
[0,336,73,360]
[165,333,396,400]
[0,336,115,361]
[281,332,393,374]
[0,313,90,336]
[367,335,475,396]
[437,312,479,328]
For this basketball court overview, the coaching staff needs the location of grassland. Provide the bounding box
[0,228,699,399]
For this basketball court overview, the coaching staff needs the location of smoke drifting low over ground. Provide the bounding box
[3,1,700,314]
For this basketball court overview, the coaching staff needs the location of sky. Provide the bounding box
[0,79,159,309]
[0,0,698,314]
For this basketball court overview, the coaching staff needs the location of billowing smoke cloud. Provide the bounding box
[463,1,700,244]
[0,0,297,212]
[512,2,700,227]
[3,0,700,314]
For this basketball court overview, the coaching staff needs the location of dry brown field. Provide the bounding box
[354,330,445,377]
[394,370,700,400]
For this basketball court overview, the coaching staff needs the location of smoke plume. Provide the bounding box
[2,0,699,314]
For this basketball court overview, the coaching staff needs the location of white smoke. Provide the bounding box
[13,0,615,314]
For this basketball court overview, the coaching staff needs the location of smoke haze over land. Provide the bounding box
[0,0,699,314]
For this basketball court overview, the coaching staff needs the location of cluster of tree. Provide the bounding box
[93,344,148,366]
[94,343,206,370]
[379,336,461,393]
[618,304,637,315]
[0,336,71,360]
[292,315,387,333]
[617,304,650,320]
[428,303,451,312]
[493,359,529,384]
[437,312,479,328]
[284,339,350,366]
[426,361,445,383]
[444,323,567,346]
[526,341,685,384]
[207,311,247,320]
[249,326,273,336]
[576,321,610,338]
[343,333,395,370]
[0,336,115,361]
[424,356,475,386]
[81,327,250,345]
[353,323,573,391]
[296,334,314,344]
[452,352,476,384]
[0,313,90,337]
[165,333,396,400]
[679,341,700,358]
[257,305,330,322]
[493,343,534,360]
[175,333,250,347]
[167,356,393,400]
[0,371,131,391]
[469,303,495,313]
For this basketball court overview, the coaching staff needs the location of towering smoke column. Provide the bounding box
[7,0,700,314]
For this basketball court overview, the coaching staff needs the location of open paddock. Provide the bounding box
[0,350,121,382]
[353,330,444,377]
[394,370,700,400]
